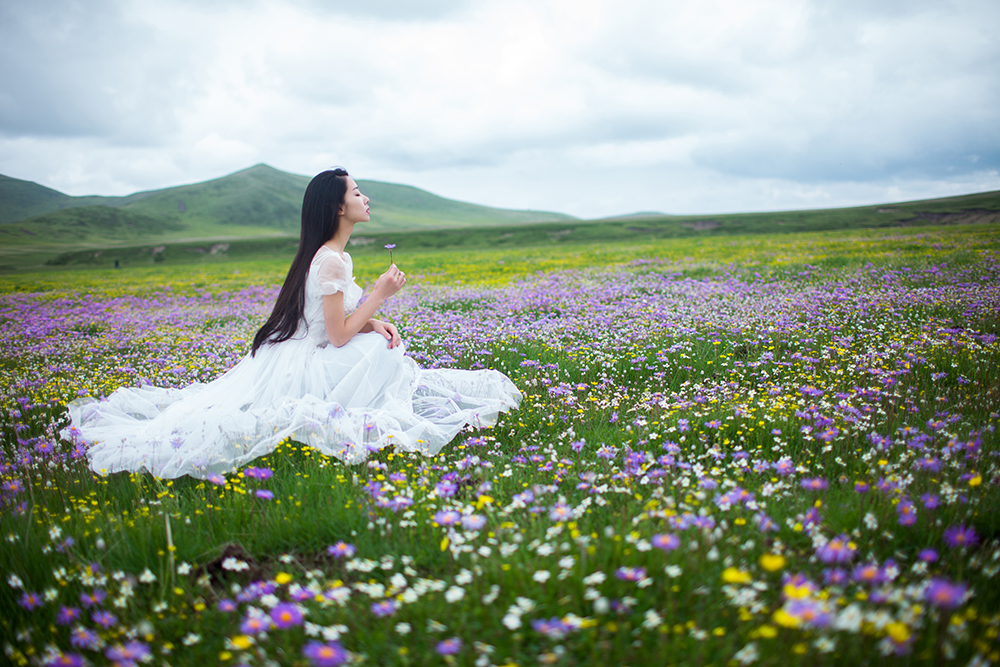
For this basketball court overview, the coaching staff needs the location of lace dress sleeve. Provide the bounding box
[316,251,352,296]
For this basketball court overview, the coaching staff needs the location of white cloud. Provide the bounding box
[0,0,997,217]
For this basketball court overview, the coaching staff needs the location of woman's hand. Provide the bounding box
[369,319,401,349]
[373,264,406,299]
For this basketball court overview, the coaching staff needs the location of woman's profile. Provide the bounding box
[63,168,522,479]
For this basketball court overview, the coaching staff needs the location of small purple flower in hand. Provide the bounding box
[384,243,396,265]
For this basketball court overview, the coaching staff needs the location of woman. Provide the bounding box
[64,169,522,479]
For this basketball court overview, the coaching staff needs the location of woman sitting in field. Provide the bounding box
[64,168,522,479]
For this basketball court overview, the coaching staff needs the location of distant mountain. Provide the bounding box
[0,164,576,243]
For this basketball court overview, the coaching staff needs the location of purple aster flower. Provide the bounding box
[271,602,304,629]
[800,477,828,491]
[548,503,572,522]
[461,514,486,531]
[532,616,572,639]
[614,566,647,582]
[785,598,834,628]
[18,591,43,610]
[823,568,848,586]
[854,481,870,493]
[773,458,794,475]
[389,495,414,511]
[436,638,462,655]
[290,587,315,602]
[303,640,348,667]
[754,513,778,532]
[816,534,856,564]
[651,533,680,552]
[56,606,82,625]
[327,541,356,558]
[217,599,237,612]
[92,610,118,628]
[240,613,272,635]
[371,600,397,617]
[918,548,939,563]
[69,627,100,650]
[46,653,85,667]
[897,501,917,526]
[852,563,885,586]
[244,466,273,479]
[925,577,968,610]
[433,510,462,526]
[943,524,979,549]
[435,480,458,498]
[920,493,940,510]
[206,472,226,486]
[105,641,151,665]
[255,489,274,500]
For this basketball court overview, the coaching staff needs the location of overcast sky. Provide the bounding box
[1,0,997,218]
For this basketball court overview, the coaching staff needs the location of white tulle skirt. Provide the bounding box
[62,332,522,479]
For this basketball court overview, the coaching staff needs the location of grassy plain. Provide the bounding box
[0,224,998,666]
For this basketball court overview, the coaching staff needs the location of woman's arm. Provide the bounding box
[323,264,406,347]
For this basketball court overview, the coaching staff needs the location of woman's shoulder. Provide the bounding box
[312,246,352,267]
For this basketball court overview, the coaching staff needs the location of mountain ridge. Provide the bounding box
[0,164,577,232]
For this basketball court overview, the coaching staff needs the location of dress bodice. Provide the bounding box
[302,247,363,345]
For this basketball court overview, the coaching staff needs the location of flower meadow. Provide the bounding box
[1,226,999,666]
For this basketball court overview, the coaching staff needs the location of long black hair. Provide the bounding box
[251,168,350,355]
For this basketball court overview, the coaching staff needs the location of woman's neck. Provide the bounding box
[325,222,355,253]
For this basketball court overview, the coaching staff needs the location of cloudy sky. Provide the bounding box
[1,0,997,218]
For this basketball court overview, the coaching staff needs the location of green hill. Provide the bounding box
[0,164,575,242]
[591,189,1000,233]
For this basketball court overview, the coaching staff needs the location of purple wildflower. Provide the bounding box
[433,510,462,526]
[105,642,151,665]
[435,480,458,498]
[785,598,834,628]
[532,616,572,639]
[614,566,647,582]
[371,600,397,617]
[800,477,828,491]
[92,610,118,627]
[46,653,85,667]
[271,602,304,629]
[327,542,356,558]
[240,613,272,635]
[548,503,572,522]
[816,534,856,564]
[943,524,979,549]
[56,606,82,625]
[303,641,349,667]
[925,577,968,609]
[436,638,462,655]
[651,533,680,552]
[69,627,100,650]
[852,563,886,586]
[18,591,43,610]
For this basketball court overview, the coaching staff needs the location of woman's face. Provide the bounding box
[339,177,370,224]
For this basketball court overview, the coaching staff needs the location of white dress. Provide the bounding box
[63,247,522,479]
